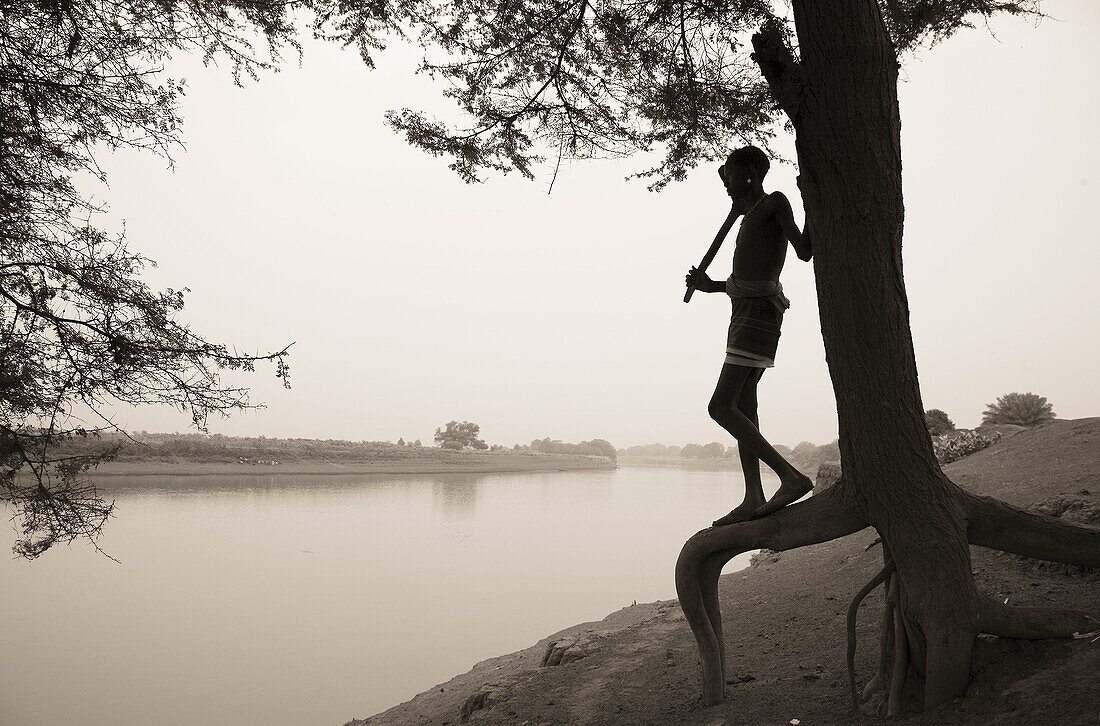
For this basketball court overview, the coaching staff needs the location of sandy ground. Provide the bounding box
[84,453,614,480]
[349,418,1100,726]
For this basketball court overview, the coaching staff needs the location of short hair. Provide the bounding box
[725,146,770,180]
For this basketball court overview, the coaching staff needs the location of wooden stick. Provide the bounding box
[684,206,740,302]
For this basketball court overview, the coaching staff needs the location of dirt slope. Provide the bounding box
[348,418,1100,726]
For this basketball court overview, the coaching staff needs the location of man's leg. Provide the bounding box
[737,367,765,503]
[708,363,812,525]
[711,365,767,525]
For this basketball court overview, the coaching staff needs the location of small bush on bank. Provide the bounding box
[933,429,1002,464]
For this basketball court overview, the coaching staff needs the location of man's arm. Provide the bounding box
[772,192,813,261]
[686,205,741,294]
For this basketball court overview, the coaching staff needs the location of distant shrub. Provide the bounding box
[434,420,486,449]
[749,549,781,567]
[441,440,464,450]
[680,443,702,458]
[699,442,725,458]
[815,462,843,491]
[933,430,1001,464]
[585,439,618,462]
[784,439,839,475]
[924,409,955,436]
[981,392,1055,428]
[673,442,734,459]
[528,437,617,462]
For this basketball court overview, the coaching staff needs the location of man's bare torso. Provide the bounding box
[731,193,787,282]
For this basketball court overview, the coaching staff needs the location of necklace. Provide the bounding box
[743,192,767,218]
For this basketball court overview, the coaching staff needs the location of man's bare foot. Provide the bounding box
[712,498,766,527]
[752,473,814,518]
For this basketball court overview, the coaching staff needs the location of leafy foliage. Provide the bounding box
[308,0,1040,187]
[981,392,1055,428]
[434,420,487,449]
[779,439,840,473]
[527,436,617,461]
[1,2,299,557]
[881,0,1042,51]
[924,408,955,436]
[933,429,1001,464]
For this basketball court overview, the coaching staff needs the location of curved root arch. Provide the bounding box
[675,482,867,706]
[679,479,1100,710]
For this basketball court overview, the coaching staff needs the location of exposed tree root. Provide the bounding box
[886,574,908,717]
[676,483,867,706]
[978,594,1098,639]
[965,492,1100,567]
[860,577,893,703]
[673,477,1100,708]
[845,551,915,717]
[678,477,1100,710]
[846,557,895,708]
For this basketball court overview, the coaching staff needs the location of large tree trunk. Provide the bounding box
[677,0,1100,713]
[791,0,980,705]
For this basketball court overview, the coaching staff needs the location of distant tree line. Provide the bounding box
[618,439,840,474]
[54,432,440,464]
[521,437,617,463]
[615,390,1057,475]
[53,428,622,465]
[430,422,618,462]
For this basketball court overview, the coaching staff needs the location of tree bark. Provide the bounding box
[788,0,982,706]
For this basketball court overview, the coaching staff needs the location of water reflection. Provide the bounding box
[430,476,482,519]
[0,466,760,726]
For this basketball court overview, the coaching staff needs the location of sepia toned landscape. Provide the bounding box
[2,2,1098,725]
[354,418,1100,726]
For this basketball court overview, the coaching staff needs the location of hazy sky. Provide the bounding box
[95,3,1099,449]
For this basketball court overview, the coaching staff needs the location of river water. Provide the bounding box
[0,465,766,726]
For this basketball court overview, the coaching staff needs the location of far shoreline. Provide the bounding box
[83,453,616,480]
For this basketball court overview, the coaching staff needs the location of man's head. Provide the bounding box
[719,146,770,199]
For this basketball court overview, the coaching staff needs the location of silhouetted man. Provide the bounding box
[686,146,815,526]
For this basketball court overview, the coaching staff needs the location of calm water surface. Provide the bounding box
[0,466,772,726]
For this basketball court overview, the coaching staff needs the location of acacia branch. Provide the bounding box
[458,0,589,141]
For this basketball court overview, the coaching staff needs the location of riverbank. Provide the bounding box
[85,452,616,479]
[350,418,1100,725]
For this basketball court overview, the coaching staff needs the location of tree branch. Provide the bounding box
[750,17,803,123]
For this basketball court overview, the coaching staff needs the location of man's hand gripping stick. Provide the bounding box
[684,207,739,303]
